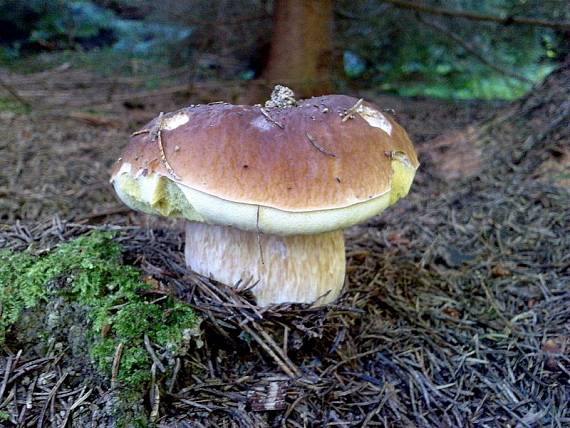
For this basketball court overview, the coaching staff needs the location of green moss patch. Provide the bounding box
[0,231,199,388]
[0,96,30,114]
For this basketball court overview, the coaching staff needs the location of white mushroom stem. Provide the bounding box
[185,222,346,306]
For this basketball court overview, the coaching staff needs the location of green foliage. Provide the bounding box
[0,0,192,63]
[0,96,30,114]
[376,64,554,100]
[0,48,164,79]
[337,0,566,99]
[2,0,566,100]
[0,231,199,389]
[0,1,113,51]
[0,249,56,341]
[29,2,114,46]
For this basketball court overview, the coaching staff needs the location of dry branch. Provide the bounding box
[305,132,336,157]
[416,15,533,83]
[260,108,285,129]
[341,98,364,122]
[0,76,31,110]
[382,0,570,30]
[111,343,124,389]
[67,111,122,128]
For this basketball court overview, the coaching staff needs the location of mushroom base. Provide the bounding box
[185,222,346,306]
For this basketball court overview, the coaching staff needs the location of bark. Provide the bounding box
[259,0,334,99]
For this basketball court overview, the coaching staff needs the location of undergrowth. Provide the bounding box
[0,231,199,388]
[0,96,30,114]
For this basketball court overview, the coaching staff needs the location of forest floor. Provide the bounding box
[0,61,568,427]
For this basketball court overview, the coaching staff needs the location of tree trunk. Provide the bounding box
[258,0,334,99]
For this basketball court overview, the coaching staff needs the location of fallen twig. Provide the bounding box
[37,372,68,428]
[0,356,12,403]
[416,16,533,83]
[305,133,336,157]
[111,343,124,389]
[341,98,364,122]
[260,108,285,129]
[144,334,166,373]
[67,111,121,128]
[60,387,92,428]
[242,324,300,379]
[130,113,180,180]
[150,363,160,422]
[0,76,31,110]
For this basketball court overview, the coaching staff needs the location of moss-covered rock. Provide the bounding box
[0,230,200,390]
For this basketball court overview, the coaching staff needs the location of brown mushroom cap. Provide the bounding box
[111,95,419,235]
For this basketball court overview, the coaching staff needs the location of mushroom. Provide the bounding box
[111,89,419,306]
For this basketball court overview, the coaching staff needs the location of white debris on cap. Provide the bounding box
[357,105,392,136]
[162,112,190,131]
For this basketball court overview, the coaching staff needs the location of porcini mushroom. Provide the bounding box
[111,87,418,306]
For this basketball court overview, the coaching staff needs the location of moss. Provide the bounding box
[0,96,30,113]
[0,231,199,390]
[0,250,43,339]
